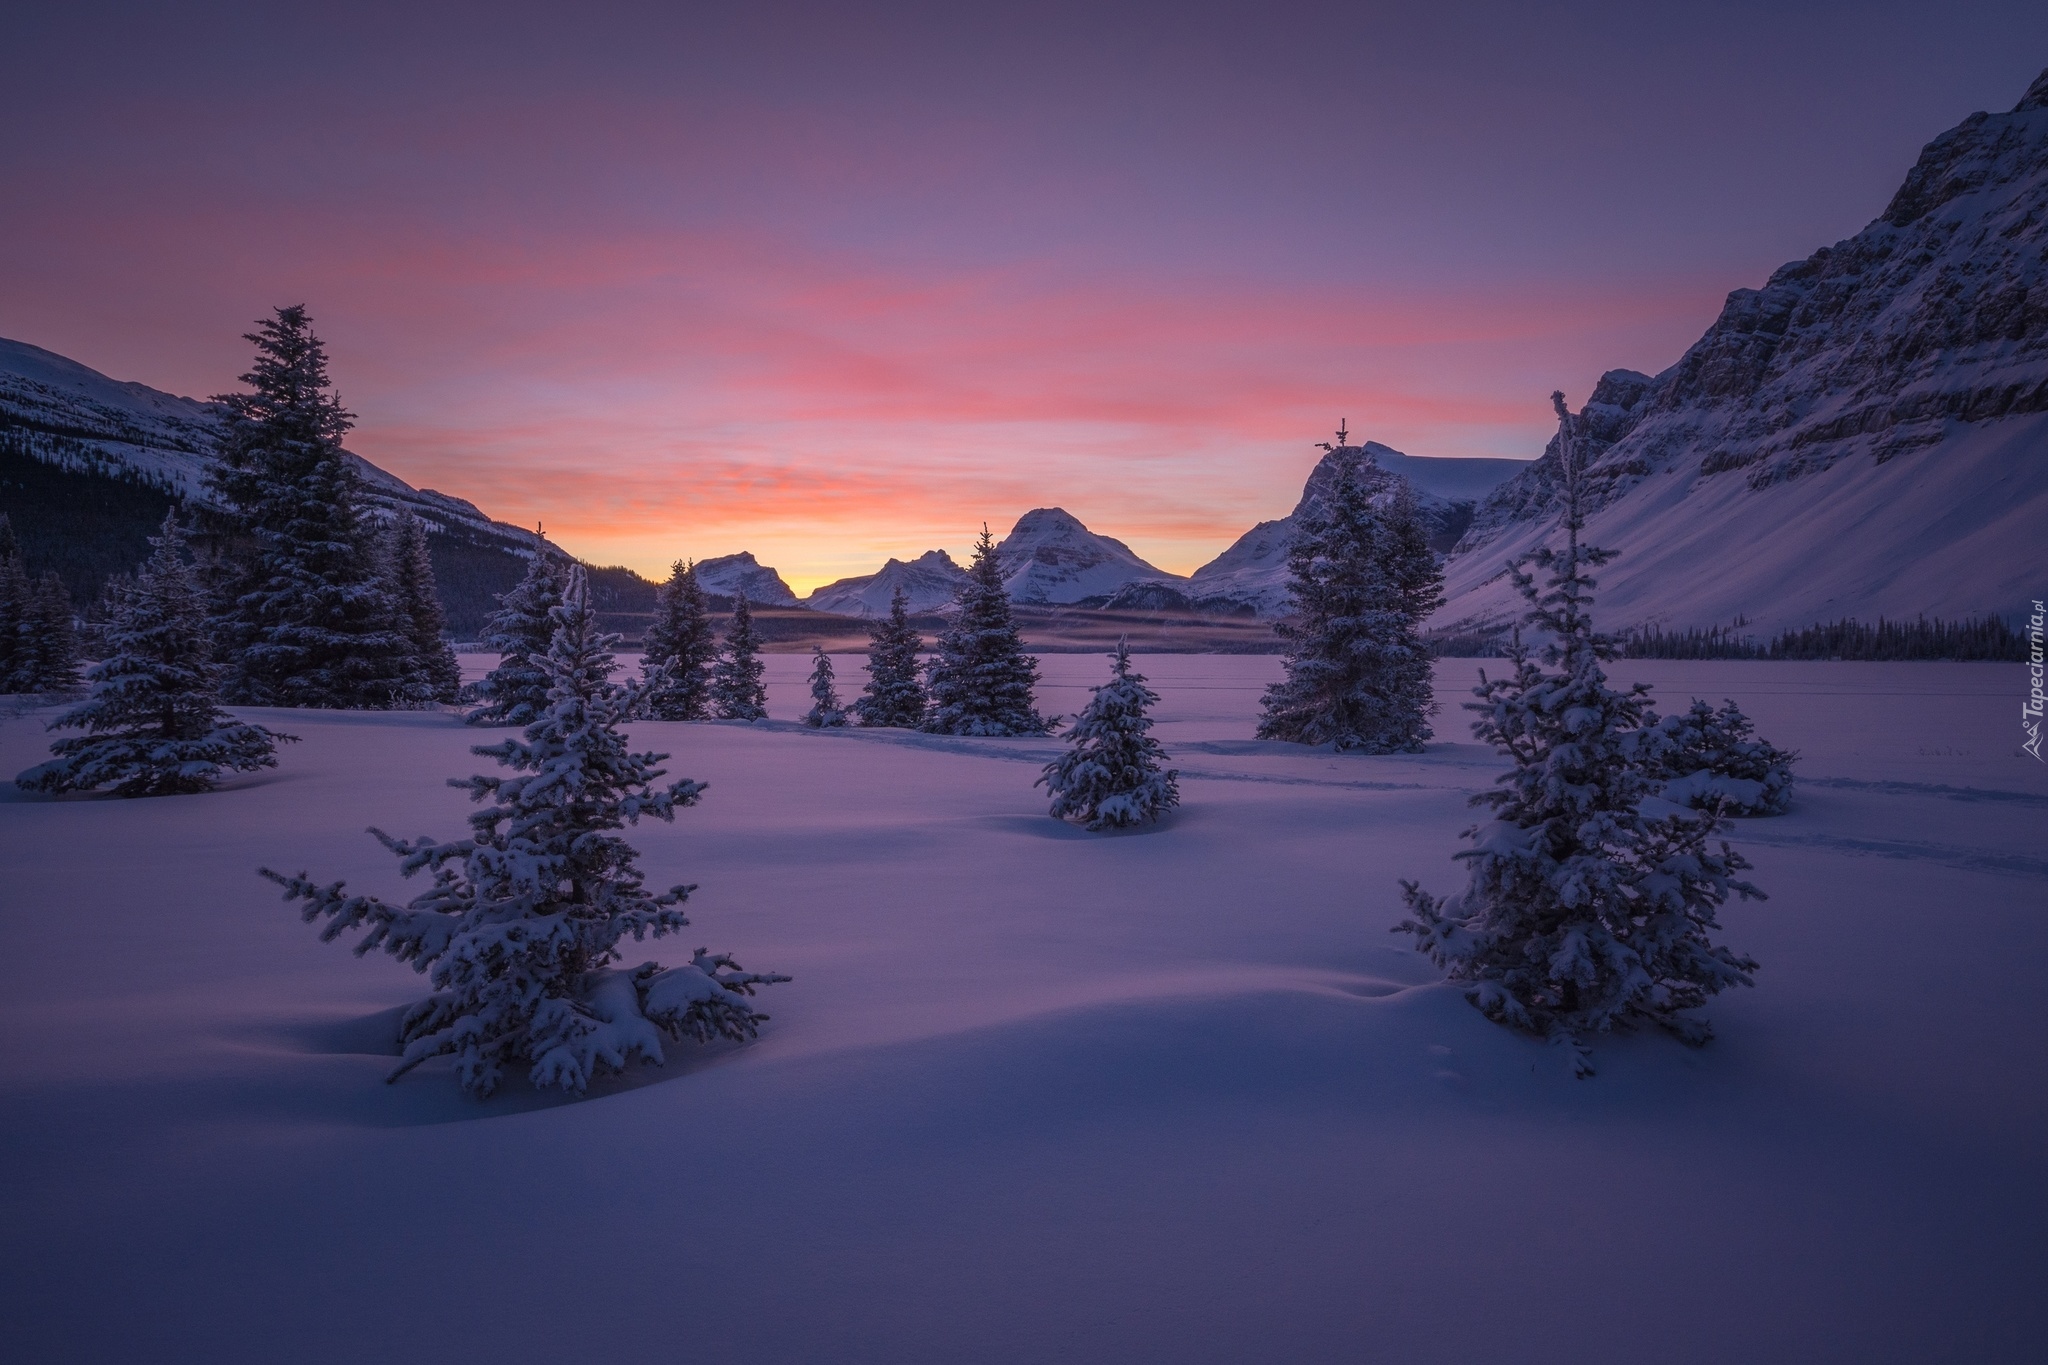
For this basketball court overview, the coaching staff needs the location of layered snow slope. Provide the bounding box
[693,551,798,605]
[0,335,541,555]
[996,507,1183,603]
[1,657,2041,1363]
[1191,441,1521,616]
[805,549,968,615]
[1441,71,2048,635]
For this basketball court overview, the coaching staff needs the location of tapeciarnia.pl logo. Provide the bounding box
[2026,599,2045,762]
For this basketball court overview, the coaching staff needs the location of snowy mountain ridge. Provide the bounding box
[805,549,968,616]
[1188,440,1521,617]
[1438,68,2048,635]
[692,551,798,605]
[0,335,545,557]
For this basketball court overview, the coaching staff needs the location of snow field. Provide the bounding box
[2,656,2044,1363]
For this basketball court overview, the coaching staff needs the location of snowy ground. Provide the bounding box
[3,655,2044,1364]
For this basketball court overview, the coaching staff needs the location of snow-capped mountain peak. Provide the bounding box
[995,508,1184,604]
[691,551,798,605]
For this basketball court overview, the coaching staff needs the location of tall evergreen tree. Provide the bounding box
[1394,395,1761,1071]
[264,568,787,1096]
[802,647,847,727]
[1038,638,1179,830]
[24,573,81,693]
[1257,443,1443,752]
[468,550,565,726]
[709,594,768,721]
[924,526,1051,736]
[0,513,36,692]
[207,305,408,709]
[853,586,927,727]
[639,560,718,720]
[17,513,290,797]
[0,516,81,694]
[383,510,463,705]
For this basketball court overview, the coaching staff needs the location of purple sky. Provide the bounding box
[3,2,2042,588]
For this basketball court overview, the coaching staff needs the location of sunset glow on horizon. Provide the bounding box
[5,2,2042,591]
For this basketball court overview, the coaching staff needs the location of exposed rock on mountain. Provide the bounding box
[995,508,1183,604]
[1190,440,1524,617]
[805,549,967,616]
[692,551,798,606]
[1441,69,2048,635]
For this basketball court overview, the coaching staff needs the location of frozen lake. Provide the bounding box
[2,655,2043,1363]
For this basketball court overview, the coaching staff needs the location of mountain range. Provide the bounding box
[4,69,2041,642]
[1434,67,2048,637]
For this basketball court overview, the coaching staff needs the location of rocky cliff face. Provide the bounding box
[1441,69,2048,635]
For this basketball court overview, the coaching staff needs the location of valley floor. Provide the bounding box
[2,656,2044,1364]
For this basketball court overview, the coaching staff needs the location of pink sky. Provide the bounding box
[4,2,2043,590]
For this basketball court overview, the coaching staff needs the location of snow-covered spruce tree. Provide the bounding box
[1257,446,1443,752]
[923,526,1051,736]
[208,305,409,709]
[639,560,718,720]
[852,586,927,727]
[262,568,788,1097]
[17,513,289,797]
[1651,698,1798,817]
[709,594,768,721]
[467,550,565,726]
[1038,638,1179,830]
[803,647,847,727]
[382,510,463,705]
[1394,394,1761,1071]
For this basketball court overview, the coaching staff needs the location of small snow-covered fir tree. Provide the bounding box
[709,594,768,720]
[803,646,847,727]
[1394,394,1761,1071]
[208,305,410,709]
[382,510,462,705]
[468,550,565,726]
[263,568,788,1097]
[1038,638,1179,830]
[1258,442,1443,752]
[1651,698,1797,816]
[853,586,927,727]
[17,513,290,797]
[924,526,1051,736]
[639,560,718,720]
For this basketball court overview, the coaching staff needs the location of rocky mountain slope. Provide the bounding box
[805,549,968,616]
[1188,440,1524,617]
[1438,68,2048,636]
